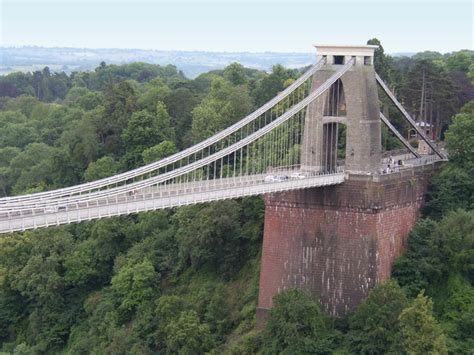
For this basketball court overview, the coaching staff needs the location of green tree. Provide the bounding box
[2,228,82,352]
[164,87,201,148]
[444,100,474,168]
[137,78,172,113]
[2,95,40,117]
[434,210,474,283]
[0,111,37,149]
[9,143,58,194]
[252,64,297,106]
[453,303,474,352]
[445,51,473,73]
[399,59,457,133]
[155,295,187,326]
[153,295,187,348]
[9,229,73,303]
[399,291,448,354]
[121,103,174,168]
[347,280,408,354]
[203,284,231,340]
[111,259,159,314]
[191,77,253,142]
[381,124,403,151]
[173,200,243,276]
[164,310,214,355]
[142,140,177,164]
[392,209,474,352]
[367,38,392,82]
[64,219,134,288]
[0,71,34,97]
[64,86,103,110]
[0,147,21,196]
[468,63,474,84]
[60,115,101,171]
[0,62,281,354]
[190,102,224,143]
[439,275,474,352]
[425,101,474,217]
[29,103,80,147]
[392,218,438,297]
[99,80,137,155]
[425,164,474,218]
[0,123,37,149]
[122,104,174,153]
[223,62,248,85]
[262,289,335,354]
[412,51,444,61]
[393,210,474,296]
[83,156,120,182]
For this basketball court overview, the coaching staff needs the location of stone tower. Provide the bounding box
[301,45,381,173]
[256,45,439,326]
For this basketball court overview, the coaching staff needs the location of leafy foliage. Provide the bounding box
[165,310,214,354]
[367,38,393,81]
[111,259,159,314]
[190,77,253,142]
[399,291,448,354]
[83,155,119,181]
[425,101,474,217]
[347,281,408,354]
[262,289,337,354]
[393,210,474,296]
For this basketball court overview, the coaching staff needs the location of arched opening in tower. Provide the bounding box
[321,122,346,172]
[323,79,346,117]
[320,79,347,172]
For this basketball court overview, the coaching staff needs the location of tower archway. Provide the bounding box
[323,79,346,117]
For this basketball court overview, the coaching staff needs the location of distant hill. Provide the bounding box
[391,52,416,57]
[0,46,316,78]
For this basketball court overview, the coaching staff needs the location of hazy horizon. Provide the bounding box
[1,45,471,56]
[1,0,472,54]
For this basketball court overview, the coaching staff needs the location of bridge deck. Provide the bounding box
[0,172,345,234]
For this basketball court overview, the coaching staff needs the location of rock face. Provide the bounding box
[256,164,440,327]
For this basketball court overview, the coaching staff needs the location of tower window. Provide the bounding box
[364,56,371,65]
[334,56,345,65]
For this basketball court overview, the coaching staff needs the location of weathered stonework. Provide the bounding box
[302,45,381,174]
[256,163,441,326]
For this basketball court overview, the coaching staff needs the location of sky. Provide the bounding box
[1,0,472,54]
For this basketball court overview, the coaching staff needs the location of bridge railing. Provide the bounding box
[0,58,328,208]
[0,171,346,234]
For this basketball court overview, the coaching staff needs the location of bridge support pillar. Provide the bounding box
[256,165,439,327]
[302,45,382,174]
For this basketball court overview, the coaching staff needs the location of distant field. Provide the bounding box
[0,47,315,78]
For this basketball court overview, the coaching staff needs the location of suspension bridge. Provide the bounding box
[0,45,445,235]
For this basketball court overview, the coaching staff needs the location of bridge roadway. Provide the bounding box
[0,170,345,234]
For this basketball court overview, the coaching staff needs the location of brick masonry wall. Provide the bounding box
[256,164,440,325]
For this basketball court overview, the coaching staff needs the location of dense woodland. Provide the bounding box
[0,39,473,354]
